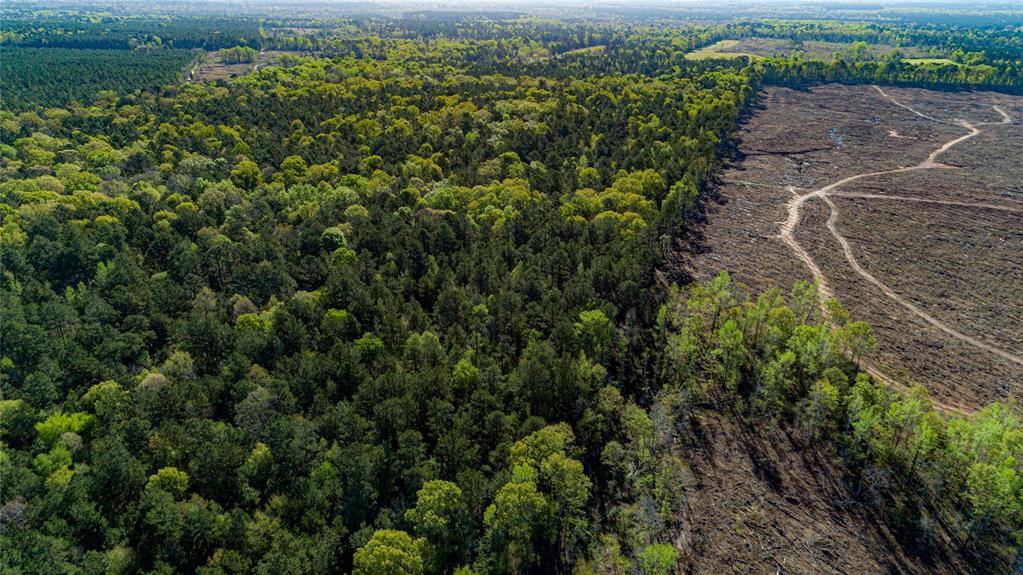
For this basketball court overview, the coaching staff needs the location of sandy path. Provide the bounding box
[778,85,1020,410]
[830,192,1023,213]
[986,105,1012,125]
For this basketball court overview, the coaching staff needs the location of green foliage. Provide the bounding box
[509,424,576,469]
[0,399,34,444]
[34,412,94,447]
[406,480,464,541]
[4,14,748,566]
[223,46,257,64]
[146,466,190,497]
[81,381,132,424]
[576,309,614,359]
[1,47,193,110]
[231,160,264,191]
[1,13,260,50]
[638,543,679,575]
[660,274,1023,566]
[1,9,1020,575]
[353,530,425,575]
[405,480,467,572]
[484,481,550,570]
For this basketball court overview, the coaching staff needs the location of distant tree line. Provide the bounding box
[0,15,262,50]
[0,47,194,110]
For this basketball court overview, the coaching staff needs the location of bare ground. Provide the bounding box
[682,84,1023,408]
[673,414,969,575]
[187,50,293,83]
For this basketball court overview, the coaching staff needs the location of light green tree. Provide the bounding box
[964,462,1021,546]
[353,530,425,575]
[575,309,613,359]
[231,160,263,191]
[146,466,190,498]
[405,480,465,571]
[540,452,592,563]
[638,543,678,575]
[484,481,550,571]
[35,411,94,447]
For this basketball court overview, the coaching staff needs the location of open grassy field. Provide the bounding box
[684,84,1023,409]
[684,39,751,60]
[187,50,295,83]
[685,37,934,62]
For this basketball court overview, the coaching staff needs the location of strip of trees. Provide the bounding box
[659,275,1022,567]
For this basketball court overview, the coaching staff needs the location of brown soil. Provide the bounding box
[672,413,969,575]
[724,37,931,60]
[682,84,1023,408]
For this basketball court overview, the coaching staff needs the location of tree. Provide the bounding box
[712,319,745,394]
[0,400,36,447]
[840,321,878,368]
[82,381,131,426]
[660,180,698,236]
[539,452,591,564]
[484,481,550,572]
[575,309,614,359]
[278,155,308,186]
[405,480,465,542]
[405,480,466,571]
[789,280,820,325]
[352,530,425,575]
[638,543,678,575]
[147,467,190,498]
[964,462,1021,548]
[89,437,146,514]
[509,424,576,470]
[231,160,263,191]
[34,411,93,447]
[799,379,839,442]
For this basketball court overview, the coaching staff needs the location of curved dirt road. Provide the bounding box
[779,85,1020,409]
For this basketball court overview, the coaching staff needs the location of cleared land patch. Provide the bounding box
[187,50,293,83]
[685,37,932,61]
[686,84,1023,408]
[684,39,749,60]
[671,414,968,575]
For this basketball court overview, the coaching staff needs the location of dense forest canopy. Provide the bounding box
[1,47,196,111]
[1,2,1022,574]
[0,14,264,50]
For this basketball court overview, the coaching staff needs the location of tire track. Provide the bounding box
[830,192,1023,213]
[778,85,1021,407]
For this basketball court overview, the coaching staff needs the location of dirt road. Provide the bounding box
[778,85,1021,409]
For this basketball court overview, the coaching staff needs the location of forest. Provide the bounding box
[0,14,262,51]
[1,3,1022,575]
[1,48,195,111]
